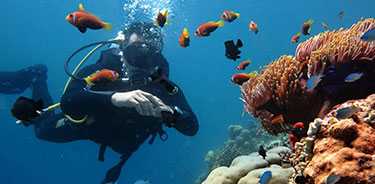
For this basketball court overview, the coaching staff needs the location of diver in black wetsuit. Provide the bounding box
[3,22,199,184]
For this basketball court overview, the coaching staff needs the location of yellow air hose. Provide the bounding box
[44,38,121,124]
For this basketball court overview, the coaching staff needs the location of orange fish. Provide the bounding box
[156,10,169,27]
[230,71,257,85]
[299,61,308,72]
[84,69,119,85]
[221,11,240,22]
[291,32,301,44]
[302,20,313,35]
[237,59,251,71]
[66,3,112,33]
[249,21,258,34]
[179,28,190,47]
[271,114,284,124]
[195,20,224,37]
[322,23,328,29]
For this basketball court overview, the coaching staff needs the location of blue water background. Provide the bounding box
[0,0,373,183]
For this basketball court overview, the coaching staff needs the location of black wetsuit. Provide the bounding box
[1,49,199,183]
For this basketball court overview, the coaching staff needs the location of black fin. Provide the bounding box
[236,39,243,47]
[101,157,126,184]
[77,26,87,33]
[98,145,107,162]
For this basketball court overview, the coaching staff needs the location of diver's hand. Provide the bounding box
[111,90,172,117]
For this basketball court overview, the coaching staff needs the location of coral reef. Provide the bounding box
[196,122,289,184]
[240,18,375,135]
[302,94,375,184]
[202,147,293,184]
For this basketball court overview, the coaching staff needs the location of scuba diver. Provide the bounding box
[4,22,199,184]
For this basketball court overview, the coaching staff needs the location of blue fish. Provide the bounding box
[345,72,363,82]
[306,74,324,91]
[326,174,341,184]
[258,171,272,184]
[335,106,360,119]
[361,28,375,41]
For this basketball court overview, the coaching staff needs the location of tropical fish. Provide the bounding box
[299,61,308,72]
[271,114,284,124]
[150,69,177,94]
[361,27,375,42]
[322,23,328,29]
[230,73,252,85]
[335,106,361,120]
[345,72,363,82]
[249,21,259,34]
[237,59,251,71]
[302,20,313,35]
[11,96,43,126]
[156,10,169,27]
[258,145,266,159]
[84,69,119,85]
[338,11,344,20]
[225,39,243,61]
[291,32,301,44]
[66,3,112,33]
[195,20,224,37]
[306,74,323,91]
[221,11,240,22]
[326,174,341,184]
[258,171,272,184]
[179,28,190,47]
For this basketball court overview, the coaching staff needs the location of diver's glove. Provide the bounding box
[161,106,183,128]
[111,90,172,117]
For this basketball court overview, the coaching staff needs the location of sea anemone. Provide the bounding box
[240,18,375,135]
[296,18,375,77]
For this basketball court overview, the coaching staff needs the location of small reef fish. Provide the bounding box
[237,59,251,71]
[225,39,243,61]
[322,23,328,29]
[345,72,363,82]
[299,61,308,72]
[291,32,301,44]
[179,28,190,47]
[335,106,361,120]
[156,10,169,27]
[66,3,112,33]
[84,69,119,85]
[271,114,284,124]
[249,21,259,34]
[221,11,240,22]
[150,69,177,94]
[306,74,323,91]
[361,27,375,41]
[302,20,313,35]
[326,174,341,184]
[195,20,224,37]
[258,171,272,184]
[258,145,266,159]
[11,96,43,126]
[230,73,252,85]
[338,11,344,20]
